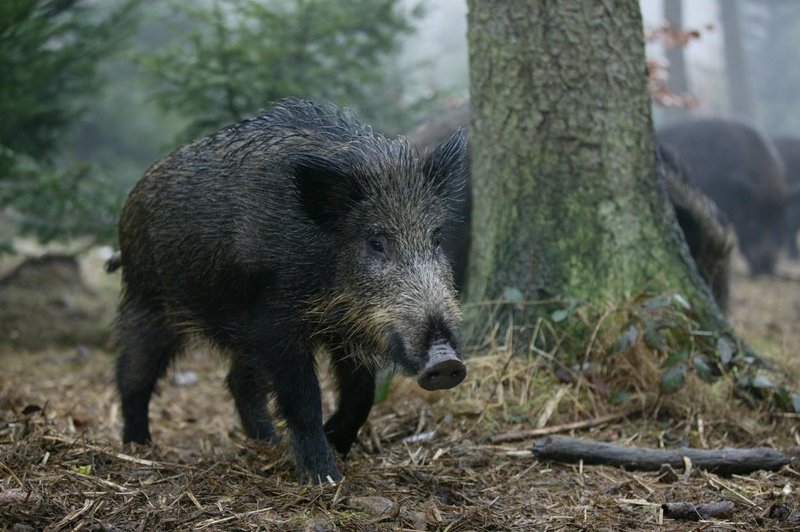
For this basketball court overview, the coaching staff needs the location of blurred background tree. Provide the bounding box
[139,0,429,144]
[1,0,436,250]
[0,0,140,248]
[4,0,800,252]
[749,0,800,136]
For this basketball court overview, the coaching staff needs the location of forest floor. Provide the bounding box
[1,253,800,531]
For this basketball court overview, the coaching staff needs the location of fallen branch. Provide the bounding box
[490,410,639,444]
[662,501,735,521]
[532,436,794,475]
[0,490,40,505]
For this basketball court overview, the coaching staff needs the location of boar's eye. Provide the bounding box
[433,229,443,250]
[367,236,390,260]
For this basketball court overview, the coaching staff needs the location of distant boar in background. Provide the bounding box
[656,144,735,311]
[772,136,800,260]
[110,99,468,482]
[658,118,789,276]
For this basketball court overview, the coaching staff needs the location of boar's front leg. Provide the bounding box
[270,345,340,483]
[324,349,376,456]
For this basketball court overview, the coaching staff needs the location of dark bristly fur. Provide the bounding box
[656,144,735,311]
[772,136,800,260]
[658,118,789,277]
[114,99,468,483]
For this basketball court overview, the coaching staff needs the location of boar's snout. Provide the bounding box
[417,342,466,391]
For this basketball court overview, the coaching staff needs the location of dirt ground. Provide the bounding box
[1,253,799,531]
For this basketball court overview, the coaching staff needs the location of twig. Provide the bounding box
[186,490,203,510]
[67,470,137,494]
[0,461,23,488]
[662,501,735,521]
[42,434,189,469]
[45,499,94,531]
[0,490,40,505]
[535,386,568,429]
[705,475,757,507]
[195,507,275,529]
[490,410,640,444]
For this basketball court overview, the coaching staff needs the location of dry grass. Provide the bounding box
[2,253,800,530]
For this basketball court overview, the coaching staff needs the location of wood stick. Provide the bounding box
[662,501,735,521]
[490,410,638,444]
[532,435,794,475]
[42,434,189,469]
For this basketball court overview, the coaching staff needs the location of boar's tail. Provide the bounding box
[105,251,122,273]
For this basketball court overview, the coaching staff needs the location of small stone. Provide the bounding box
[346,496,398,519]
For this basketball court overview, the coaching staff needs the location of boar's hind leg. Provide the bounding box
[324,350,375,456]
[270,349,340,483]
[116,298,183,444]
[227,360,278,442]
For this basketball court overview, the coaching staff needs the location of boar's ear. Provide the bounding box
[422,128,469,200]
[290,154,363,227]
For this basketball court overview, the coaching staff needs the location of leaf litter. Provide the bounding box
[1,254,799,530]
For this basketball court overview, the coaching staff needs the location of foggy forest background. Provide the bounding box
[1,0,799,250]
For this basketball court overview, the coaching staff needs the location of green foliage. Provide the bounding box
[0,0,141,246]
[0,0,432,247]
[0,0,140,167]
[469,289,800,413]
[660,363,687,394]
[139,0,427,142]
[1,156,122,244]
[373,369,393,405]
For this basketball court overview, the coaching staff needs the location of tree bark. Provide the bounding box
[466,1,724,330]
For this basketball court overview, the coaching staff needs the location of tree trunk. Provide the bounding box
[751,0,800,135]
[466,1,719,325]
[719,0,756,121]
[663,0,690,124]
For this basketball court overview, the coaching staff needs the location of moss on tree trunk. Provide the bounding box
[462,0,800,413]
[466,1,719,318]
